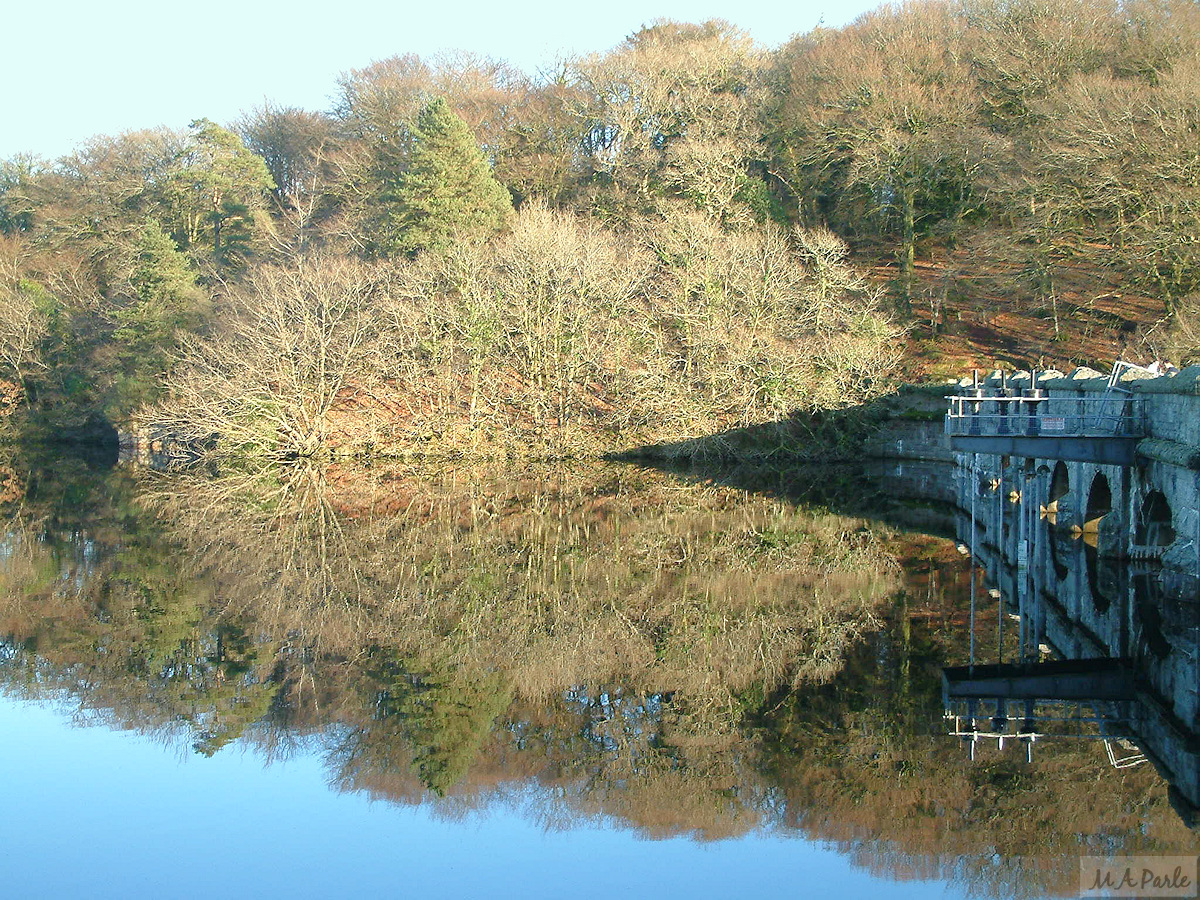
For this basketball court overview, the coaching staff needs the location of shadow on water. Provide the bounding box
[0,449,1196,898]
[623,457,960,538]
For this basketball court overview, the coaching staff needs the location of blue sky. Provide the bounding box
[6,0,880,161]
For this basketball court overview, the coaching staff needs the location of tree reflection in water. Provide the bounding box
[0,453,1195,898]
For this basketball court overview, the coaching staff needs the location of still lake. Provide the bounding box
[0,454,1194,898]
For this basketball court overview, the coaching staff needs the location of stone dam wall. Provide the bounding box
[935,364,1200,822]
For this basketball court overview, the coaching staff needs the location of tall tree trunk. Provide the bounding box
[900,180,915,312]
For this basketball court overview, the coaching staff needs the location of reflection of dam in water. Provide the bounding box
[939,366,1200,824]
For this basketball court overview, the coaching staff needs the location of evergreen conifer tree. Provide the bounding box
[380,98,513,255]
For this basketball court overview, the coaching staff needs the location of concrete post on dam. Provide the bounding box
[942,363,1200,824]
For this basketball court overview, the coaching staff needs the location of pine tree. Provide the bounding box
[379,98,513,255]
[109,222,207,415]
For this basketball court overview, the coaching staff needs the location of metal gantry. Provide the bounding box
[944,370,1146,465]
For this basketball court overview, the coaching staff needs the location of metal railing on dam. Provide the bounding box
[944,374,1146,465]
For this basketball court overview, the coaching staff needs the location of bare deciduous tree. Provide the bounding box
[147,256,387,458]
[573,20,768,222]
[0,238,51,388]
[774,3,996,301]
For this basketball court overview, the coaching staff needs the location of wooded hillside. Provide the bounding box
[1,0,1197,456]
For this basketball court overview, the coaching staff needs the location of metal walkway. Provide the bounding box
[944,370,1145,465]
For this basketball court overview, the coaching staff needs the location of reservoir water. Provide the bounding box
[0,454,1195,898]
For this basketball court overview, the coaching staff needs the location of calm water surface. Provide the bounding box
[0,455,1194,898]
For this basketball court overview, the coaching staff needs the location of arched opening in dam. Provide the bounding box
[1136,490,1175,548]
[1084,473,1111,544]
[1085,474,1113,613]
[1046,461,1071,581]
[1049,461,1069,506]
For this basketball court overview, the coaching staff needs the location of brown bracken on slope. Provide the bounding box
[870,237,1169,378]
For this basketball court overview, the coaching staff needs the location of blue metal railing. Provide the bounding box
[945,394,1145,440]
